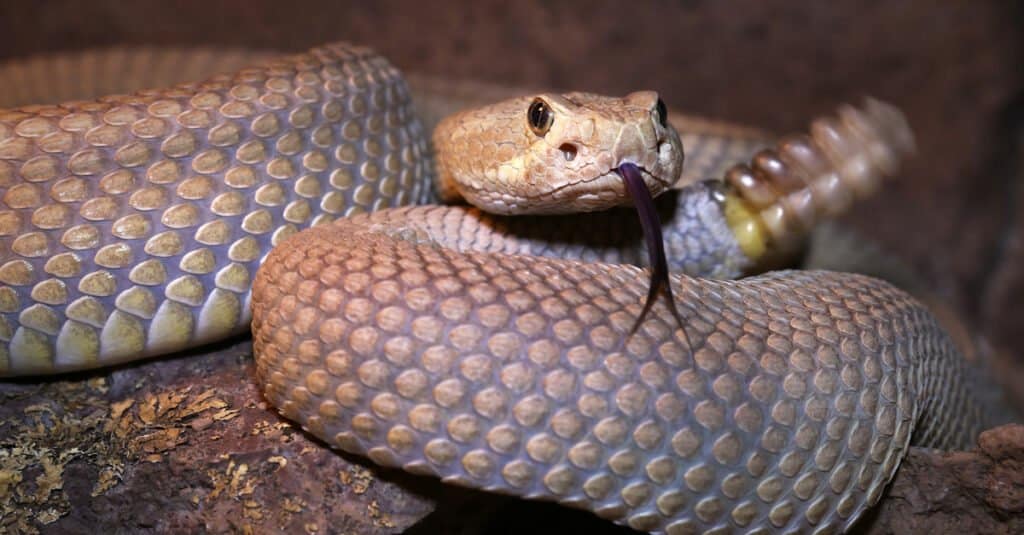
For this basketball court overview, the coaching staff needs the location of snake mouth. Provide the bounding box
[596,163,673,196]
[616,162,688,342]
[614,163,671,193]
[611,163,673,192]
[526,163,671,207]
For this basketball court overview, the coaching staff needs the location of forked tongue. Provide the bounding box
[616,163,688,341]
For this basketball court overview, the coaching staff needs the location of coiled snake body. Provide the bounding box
[0,43,1001,533]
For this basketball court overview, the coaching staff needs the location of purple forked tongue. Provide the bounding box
[616,163,689,342]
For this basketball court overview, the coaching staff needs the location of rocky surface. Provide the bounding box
[855,425,1024,535]
[0,343,434,534]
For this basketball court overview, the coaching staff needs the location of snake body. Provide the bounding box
[0,44,434,373]
[0,43,1002,533]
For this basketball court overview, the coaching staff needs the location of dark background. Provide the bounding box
[0,1,1020,383]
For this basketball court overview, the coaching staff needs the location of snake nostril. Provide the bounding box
[559,143,577,161]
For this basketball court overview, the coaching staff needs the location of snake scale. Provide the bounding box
[0,43,1004,534]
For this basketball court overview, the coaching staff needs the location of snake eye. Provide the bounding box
[527,98,554,136]
[655,98,668,128]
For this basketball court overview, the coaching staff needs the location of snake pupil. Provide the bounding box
[528,98,554,136]
[656,98,668,127]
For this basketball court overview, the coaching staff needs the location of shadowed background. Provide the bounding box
[0,1,1022,533]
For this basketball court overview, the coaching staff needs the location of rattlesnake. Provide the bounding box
[0,43,1003,534]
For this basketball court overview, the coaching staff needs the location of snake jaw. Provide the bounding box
[519,164,671,212]
[616,163,690,346]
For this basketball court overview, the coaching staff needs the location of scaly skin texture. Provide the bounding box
[0,43,433,374]
[252,211,986,534]
[0,43,998,534]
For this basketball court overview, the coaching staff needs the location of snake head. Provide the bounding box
[433,90,684,215]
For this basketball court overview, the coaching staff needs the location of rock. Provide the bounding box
[854,424,1024,534]
[0,341,435,534]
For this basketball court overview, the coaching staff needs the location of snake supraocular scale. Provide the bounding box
[0,43,1003,534]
